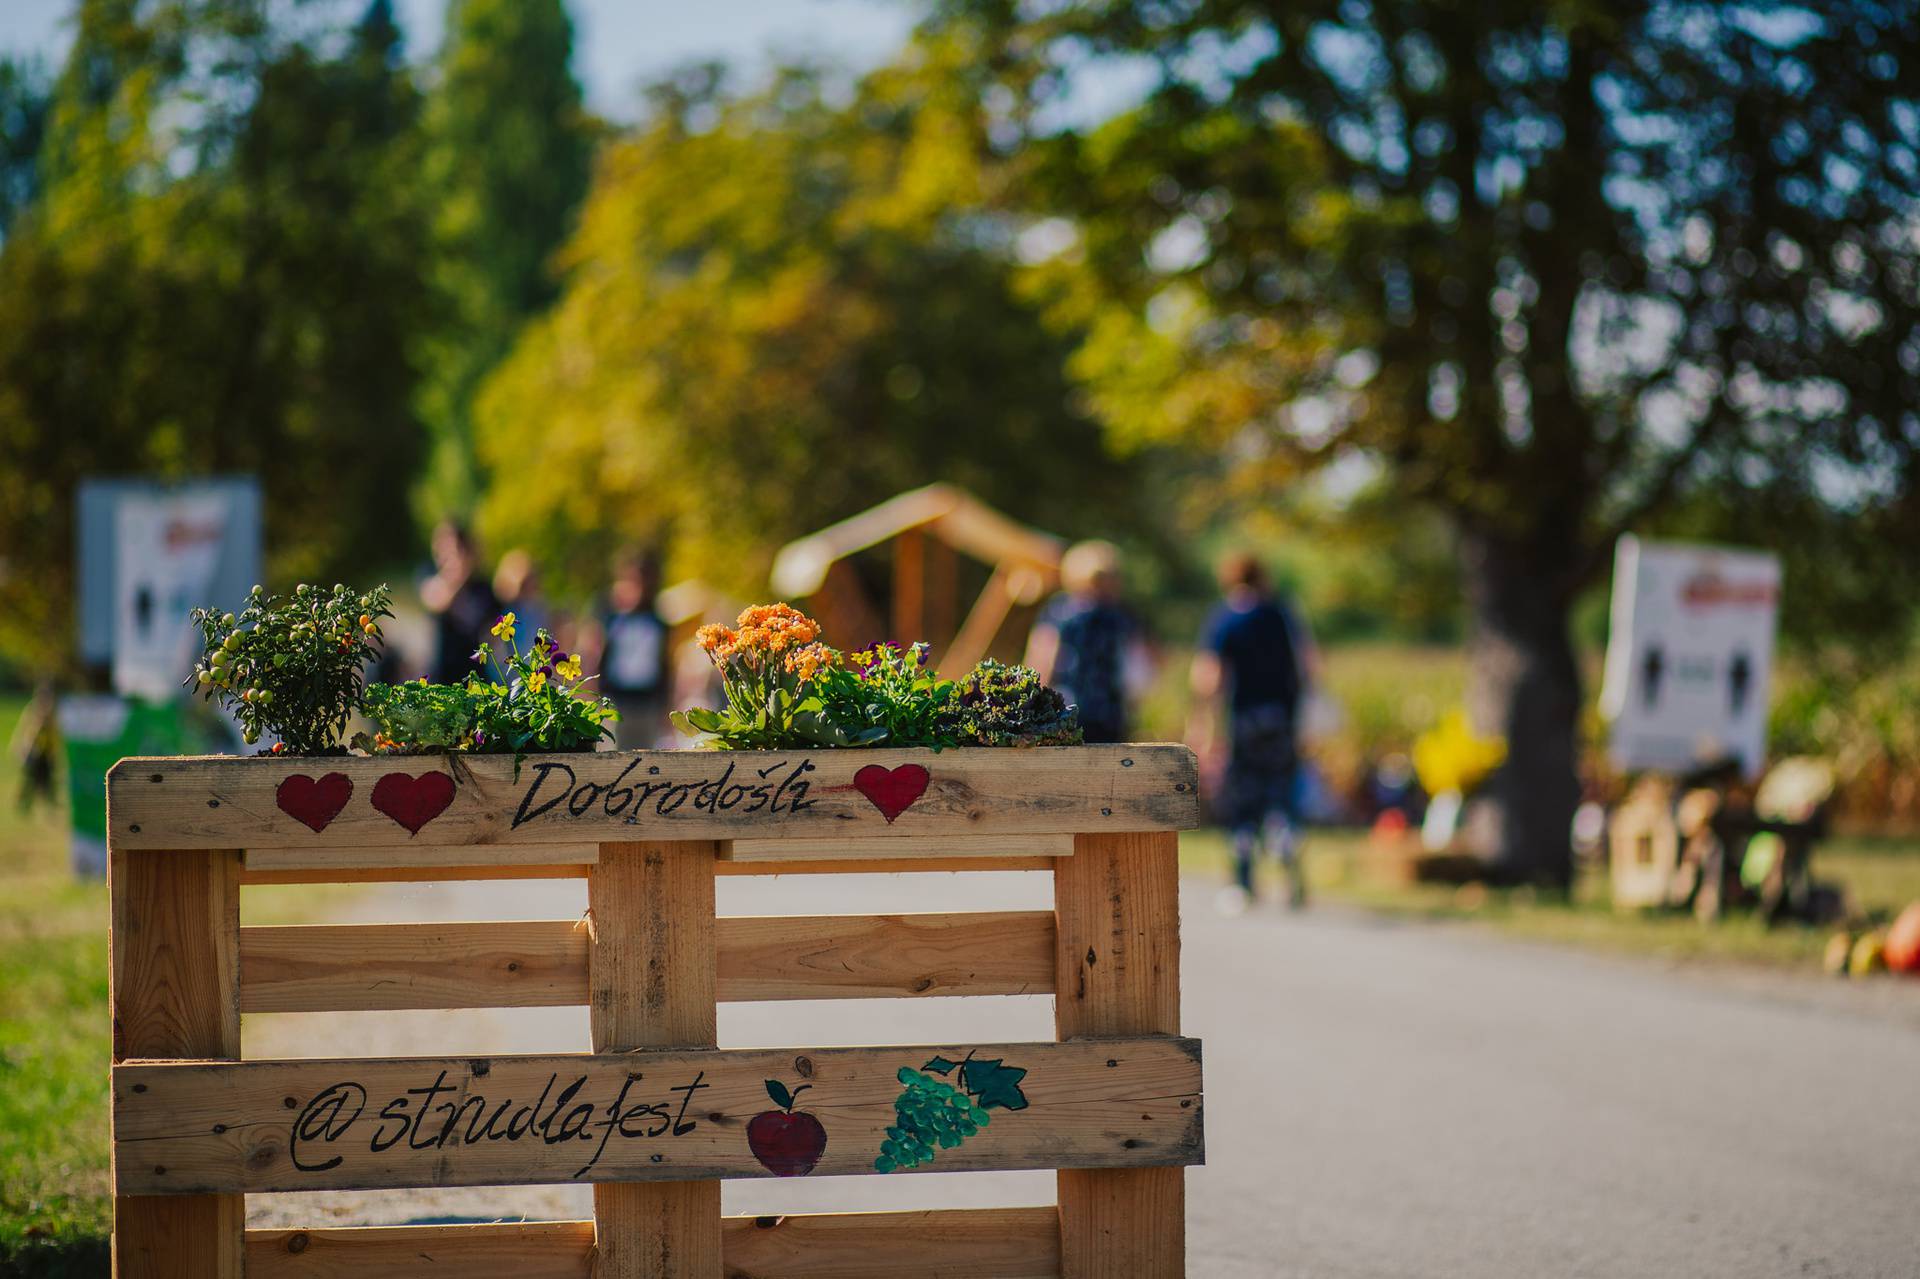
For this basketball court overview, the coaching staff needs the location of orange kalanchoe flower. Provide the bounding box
[783,641,840,683]
[695,624,738,657]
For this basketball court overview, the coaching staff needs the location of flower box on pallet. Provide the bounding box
[106,744,1204,1278]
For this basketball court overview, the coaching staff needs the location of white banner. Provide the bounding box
[1599,536,1781,778]
[112,491,234,700]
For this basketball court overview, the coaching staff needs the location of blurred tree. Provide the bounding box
[934,0,1920,885]
[414,0,592,520]
[0,57,51,237]
[473,56,1143,601]
[0,0,429,673]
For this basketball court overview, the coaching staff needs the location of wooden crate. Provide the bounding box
[106,744,1204,1277]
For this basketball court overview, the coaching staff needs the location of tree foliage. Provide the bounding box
[414,0,593,519]
[933,0,1920,881]
[0,1,430,673]
[473,52,1143,598]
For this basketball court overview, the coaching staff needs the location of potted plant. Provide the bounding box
[186,583,394,754]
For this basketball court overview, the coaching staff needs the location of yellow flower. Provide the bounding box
[526,670,548,693]
[490,611,517,641]
[557,654,583,681]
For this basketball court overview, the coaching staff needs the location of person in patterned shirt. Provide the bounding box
[1025,540,1153,744]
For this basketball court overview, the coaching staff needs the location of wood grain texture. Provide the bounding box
[239,912,1056,1012]
[1053,831,1188,1279]
[107,745,1199,850]
[239,861,591,885]
[590,841,721,1278]
[715,911,1054,1001]
[238,855,1056,885]
[245,1221,593,1277]
[720,1206,1061,1278]
[720,832,1073,862]
[244,1208,1059,1278]
[109,847,244,1278]
[110,1038,1204,1194]
[718,854,1056,876]
[245,844,598,872]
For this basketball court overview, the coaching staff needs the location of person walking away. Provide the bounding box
[1189,552,1310,911]
[1025,540,1152,744]
[595,550,671,749]
[420,521,501,684]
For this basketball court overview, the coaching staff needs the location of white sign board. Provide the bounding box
[111,490,241,699]
[1599,536,1780,778]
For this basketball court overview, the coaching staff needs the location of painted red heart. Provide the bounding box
[275,772,353,834]
[853,763,929,823]
[370,771,456,836]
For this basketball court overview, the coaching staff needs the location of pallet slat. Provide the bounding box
[108,745,1198,850]
[112,1038,1203,1195]
[239,855,1058,885]
[243,1207,1061,1278]
[720,833,1073,862]
[238,911,1057,1012]
[245,844,598,873]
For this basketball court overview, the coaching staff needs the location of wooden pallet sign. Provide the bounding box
[115,1039,1202,1194]
[107,746,1204,1279]
[106,744,1198,850]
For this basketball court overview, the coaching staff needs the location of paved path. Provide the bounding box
[250,873,1920,1278]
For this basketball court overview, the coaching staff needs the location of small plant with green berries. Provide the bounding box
[187,583,393,754]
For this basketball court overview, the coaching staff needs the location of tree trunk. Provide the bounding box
[1459,529,1583,889]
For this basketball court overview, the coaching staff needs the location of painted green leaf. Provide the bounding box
[959,1057,1029,1111]
[764,1079,792,1110]
[922,1055,958,1075]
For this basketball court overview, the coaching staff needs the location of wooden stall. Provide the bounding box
[106,744,1204,1277]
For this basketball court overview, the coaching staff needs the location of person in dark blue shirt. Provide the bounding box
[1189,552,1312,909]
[1026,540,1152,744]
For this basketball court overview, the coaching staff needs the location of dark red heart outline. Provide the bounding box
[370,771,456,836]
[853,763,929,823]
[275,772,353,834]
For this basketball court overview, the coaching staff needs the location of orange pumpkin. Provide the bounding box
[1885,903,1920,975]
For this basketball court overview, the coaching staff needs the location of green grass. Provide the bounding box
[0,695,391,1273]
[0,695,111,1275]
[1184,828,1920,970]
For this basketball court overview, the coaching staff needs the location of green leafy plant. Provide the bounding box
[462,612,618,753]
[187,583,392,754]
[954,659,1082,747]
[875,1050,1029,1174]
[804,643,960,749]
[353,680,479,754]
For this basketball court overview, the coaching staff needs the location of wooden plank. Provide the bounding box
[246,1221,594,1277]
[110,847,244,1278]
[245,844,598,872]
[239,912,1055,1012]
[238,921,587,1013]
[244,1209,1062,1279]
[717,855,1055,876]
[721,833,1072,863]
[717,911,1054,1001]
[107,745,1199,850]
[722,1205,1060,1278]
[111,1037,1204,1195]
[1054,831,1187,1278]
[240,862,591,886]
[239,855,1056,885]
[590,840,721,1278]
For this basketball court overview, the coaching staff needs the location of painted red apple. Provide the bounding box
[747,1079,827,1177]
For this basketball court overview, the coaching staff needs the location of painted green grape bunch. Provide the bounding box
[874,1052,1028,1174]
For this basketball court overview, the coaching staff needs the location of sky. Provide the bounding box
[0,0,922,118]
